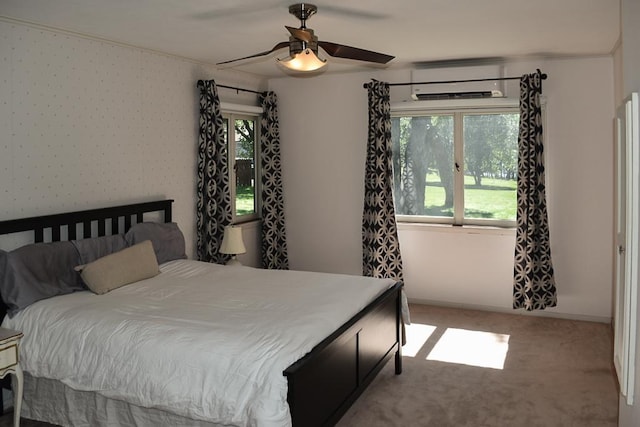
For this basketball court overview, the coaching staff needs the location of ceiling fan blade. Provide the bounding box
[191,1,282,21]
[318,41,394,64]
[216,41,289,65]
[320,5,389,20]
[285,26,313,43]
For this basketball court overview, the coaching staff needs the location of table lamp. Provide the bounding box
[220,225,246,266]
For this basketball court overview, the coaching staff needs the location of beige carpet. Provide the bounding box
[0,304,619,427]
[337,303,619,427]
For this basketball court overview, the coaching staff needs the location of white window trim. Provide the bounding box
[391,97,527,229]
[221,107,262,223]
[391,97,520,113]
[220,102,263,115]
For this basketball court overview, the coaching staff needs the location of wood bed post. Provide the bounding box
[395,284,403,375]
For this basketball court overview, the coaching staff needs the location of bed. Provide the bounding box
[0,199,403,427]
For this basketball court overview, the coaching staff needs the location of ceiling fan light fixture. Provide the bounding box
[278,48,327,72]
[217,4,394,72]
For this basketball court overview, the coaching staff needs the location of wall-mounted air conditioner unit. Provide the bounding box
[411,65,505,101]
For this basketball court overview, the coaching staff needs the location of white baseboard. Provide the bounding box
[408,298,612,324]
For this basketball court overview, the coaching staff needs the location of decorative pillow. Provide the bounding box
[124,222,187,264]
[0,241,84,317]
[71,234,127,265]
[79,240,159,295]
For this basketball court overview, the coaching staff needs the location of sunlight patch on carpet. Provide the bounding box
[426,328,510,369]
[403,323,437,357]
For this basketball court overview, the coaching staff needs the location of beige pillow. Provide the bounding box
[80,240,159,295]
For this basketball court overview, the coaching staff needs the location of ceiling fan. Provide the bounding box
[216,3,394,72]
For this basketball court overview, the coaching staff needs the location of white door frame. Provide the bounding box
[615,92,639,406]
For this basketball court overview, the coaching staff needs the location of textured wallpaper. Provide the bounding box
[0,21,263,254]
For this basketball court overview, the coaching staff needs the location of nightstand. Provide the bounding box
[0,328,23,427]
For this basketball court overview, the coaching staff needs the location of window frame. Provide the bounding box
[391,98,522,228]
[221,102,262,224]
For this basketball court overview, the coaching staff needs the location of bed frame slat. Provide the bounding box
[68,223,77,240]
[82,221,90,238]
[52,226,61,242]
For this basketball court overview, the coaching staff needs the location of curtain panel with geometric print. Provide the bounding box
[196,80,232,264]
[260,91,289,269]
[513,71,558,311]
[362,81,404,281]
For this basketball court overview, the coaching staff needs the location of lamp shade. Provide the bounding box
[278,49,327,72]
[220,225,246,255]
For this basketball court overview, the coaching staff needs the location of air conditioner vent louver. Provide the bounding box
[413,90,503,101]
[410,65,506,101]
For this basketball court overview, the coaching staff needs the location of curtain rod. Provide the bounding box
[217,84,265,95]
[363,70,547,88]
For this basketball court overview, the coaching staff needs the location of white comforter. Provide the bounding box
[3,260,395,427]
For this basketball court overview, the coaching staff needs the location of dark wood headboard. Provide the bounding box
[0,199,174,243]
[0,199,174,320]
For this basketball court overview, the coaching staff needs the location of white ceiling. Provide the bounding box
[0,0,620,78]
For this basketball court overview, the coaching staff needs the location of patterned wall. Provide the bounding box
[0,20,264,254]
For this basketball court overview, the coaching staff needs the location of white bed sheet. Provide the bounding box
[3,260,395,427]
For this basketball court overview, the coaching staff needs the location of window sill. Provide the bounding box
[397,222,516,236]
[233,218,261,229]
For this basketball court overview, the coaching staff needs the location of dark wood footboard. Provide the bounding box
[284,281,403,427]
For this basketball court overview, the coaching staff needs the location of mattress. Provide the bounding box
[3,260,395,427]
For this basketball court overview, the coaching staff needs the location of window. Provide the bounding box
[222,112,260,223]
[391,103,520,227]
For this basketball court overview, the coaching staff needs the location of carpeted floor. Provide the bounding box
[0,304,619,427]
[337,304,619,427]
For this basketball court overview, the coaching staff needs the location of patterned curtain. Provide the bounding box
[259,91,289,269]
[196,80,232,264]
[363,81,404,281]
[513,72,557,311]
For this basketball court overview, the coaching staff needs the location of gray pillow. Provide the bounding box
[72,234,127,265]
[124,222,187,264]
[0,241,84,317]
